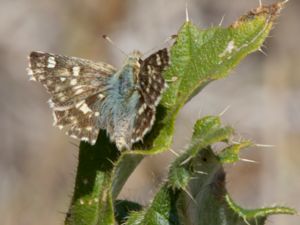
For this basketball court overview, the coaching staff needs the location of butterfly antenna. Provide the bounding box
[102,35,128,57]
[142,35,176,57]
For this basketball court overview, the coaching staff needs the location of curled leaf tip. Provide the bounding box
[231,1,286,28]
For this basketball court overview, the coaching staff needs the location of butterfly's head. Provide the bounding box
[127,50,143,65]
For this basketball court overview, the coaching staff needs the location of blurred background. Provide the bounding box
[0,0,299,224]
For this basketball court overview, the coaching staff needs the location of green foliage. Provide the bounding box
[124,116,296,225]
[64,2,296,225]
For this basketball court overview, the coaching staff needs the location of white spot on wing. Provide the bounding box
[70,79,77,85]
[48,99,55,108]
[147,65,152,73]
[98,94,105,99]
[47,56,56,68]
[75,100,85,108]
[154,95,162,106]
[73,85,84,90]
[156,54,162,65]
[47,80,53,85]
[142,127,150,137]
[55,85,62,92]
[27,68,33,76]
[138,104,147,115]
[149,114,155,127]
[81,137,89,142]
[72,66,80,76]
[52,105,73,111]
[74,88,84,95]
[28,75,36,81]
[70,134,78,139]
[86,126,92,131]
[39,75,45,80]
[52,111,58,126]
[79,103,92,114]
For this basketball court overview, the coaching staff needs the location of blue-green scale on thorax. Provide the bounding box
[99,51,142,150]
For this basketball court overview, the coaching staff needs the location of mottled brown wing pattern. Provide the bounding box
[27,51,116,144]
[131,48,170,142]
[131,102,155,142]
[138,48,170,106]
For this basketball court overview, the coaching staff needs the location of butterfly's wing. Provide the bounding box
[131,48,170,142]
[28,51,117,144]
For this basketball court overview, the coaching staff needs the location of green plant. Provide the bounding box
[64,2,296,224]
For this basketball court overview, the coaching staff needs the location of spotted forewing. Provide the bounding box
[27,49,170,149]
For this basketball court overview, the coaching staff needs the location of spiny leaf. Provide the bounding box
[168,116,233,190]
[114,200,143,224]
[124,187,181,225]
[218,141,252,164]
[225,195,297,224]
[124,115,296,225]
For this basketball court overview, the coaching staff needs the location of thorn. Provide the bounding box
[258,48,268,56]
[219,105,231,117]
[219,14,225,27]
[185,0,189,22]
[243,217,251,225]
[195,170,208,175]
[164,35,177,44]
[57,210,70,216]
[180,155,193,166]
[168,148,180,157]
[183,188,198,206]
[106,157,116,167]
[255,143,276,148]
[240,158,259,164]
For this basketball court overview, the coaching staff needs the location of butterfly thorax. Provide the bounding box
[98,51,143,149]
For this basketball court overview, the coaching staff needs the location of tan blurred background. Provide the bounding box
[0,0,299,224]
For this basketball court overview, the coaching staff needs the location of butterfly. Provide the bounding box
[27,48,170,150]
